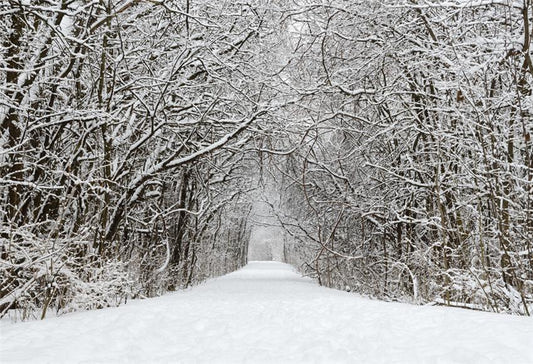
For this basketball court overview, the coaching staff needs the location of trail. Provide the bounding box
[1,261,532,364]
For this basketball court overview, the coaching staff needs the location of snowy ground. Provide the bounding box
[1,261,532,364]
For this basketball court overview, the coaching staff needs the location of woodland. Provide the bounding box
[1,0,532,320]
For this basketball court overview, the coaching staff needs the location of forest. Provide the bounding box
[1,0,532,321]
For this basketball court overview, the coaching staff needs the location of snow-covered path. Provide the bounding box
[1,261,532,364]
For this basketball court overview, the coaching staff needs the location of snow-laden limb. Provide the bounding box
[165,110,267,169]
[336,86,376,97]
[154,239,170,273]
[390,1,524,10]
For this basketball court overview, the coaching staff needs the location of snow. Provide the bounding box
[1,261,532,364]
